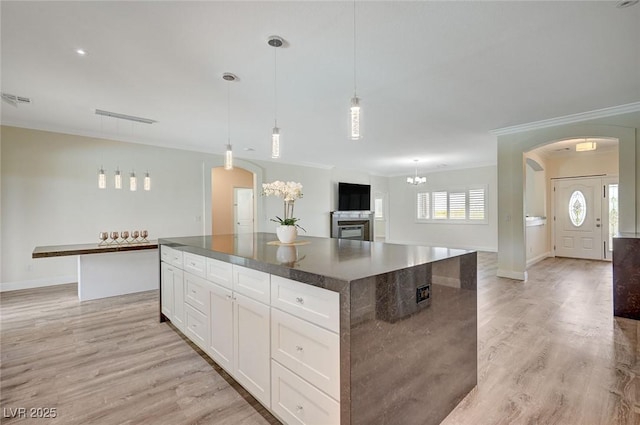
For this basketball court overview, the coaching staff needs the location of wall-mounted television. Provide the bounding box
[338,182,371,211]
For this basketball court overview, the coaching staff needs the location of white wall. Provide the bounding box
[1,126,389,290]
[386,165,498,252]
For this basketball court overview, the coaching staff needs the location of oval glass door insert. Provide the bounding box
[569,190,587,227]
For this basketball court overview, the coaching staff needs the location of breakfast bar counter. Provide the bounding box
[159,233,477,425]
[33,241,158,301]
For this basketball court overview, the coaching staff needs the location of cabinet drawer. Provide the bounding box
[206,257,233,289]
[271,308,340,400]
[271,275,340,333]
[184,272,209,315]
[233,265,270,304]
[271,361,340,425]
[183,253,206,278]
[161,245,183,269]
[185,304,208,350]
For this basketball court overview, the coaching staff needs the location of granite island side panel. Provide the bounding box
[158,233,477,425]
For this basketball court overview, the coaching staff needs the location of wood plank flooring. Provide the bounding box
[1,253,638,424]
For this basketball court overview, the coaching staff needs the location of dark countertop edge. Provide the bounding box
[614,233,640,240]
[158,237,475,285]
[33,242,158,258]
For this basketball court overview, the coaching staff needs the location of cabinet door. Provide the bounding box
[207,283,234,373]
[234,293,271,408]
[161,262,174,318]
[172,269,185,332]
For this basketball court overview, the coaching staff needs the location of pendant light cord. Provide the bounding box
[227,81,231,144]
[274,45,278,127]
[353,0,357,96]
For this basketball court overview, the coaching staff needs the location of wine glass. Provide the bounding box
[141,230,148,243]
[111,231,119,244]
[99,232,108,246]
[132,230,140,243]
[121,231,130,244]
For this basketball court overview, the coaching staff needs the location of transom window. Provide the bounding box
[416,186,487,224]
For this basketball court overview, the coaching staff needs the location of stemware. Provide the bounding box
[132,230,140,243]
[121,231,130,244]
[99,232,109,246]
[141,230,149,243]
[110,231,120,244]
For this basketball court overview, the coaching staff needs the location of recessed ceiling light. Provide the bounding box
[76,49,87,56]
[616,0,639,8]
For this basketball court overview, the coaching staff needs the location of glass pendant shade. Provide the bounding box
[350,96,361,140]
[407,176,427,185]
[144,171,151,191]
[98,167,106,189]
[271,127,280,159]
[114,169,122,189]
[129,171,137,191]
[224,144,233,170]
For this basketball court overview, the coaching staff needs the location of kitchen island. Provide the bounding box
[158,233,477,425]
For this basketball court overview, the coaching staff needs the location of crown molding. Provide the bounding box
[490,102,640,136]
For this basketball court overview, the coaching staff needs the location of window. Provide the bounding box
[416,186,487,224]
[417,192,430,220]
[374,197,384,218]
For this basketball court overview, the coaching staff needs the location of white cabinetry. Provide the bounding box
[159,245,340,424]
[234,292,271,407]
[161,261,185,332]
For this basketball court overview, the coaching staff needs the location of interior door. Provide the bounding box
[234,188,254,234]
[554,177,602,260]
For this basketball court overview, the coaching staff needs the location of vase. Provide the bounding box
[276,225,298,244]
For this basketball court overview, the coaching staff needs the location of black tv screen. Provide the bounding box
[338,182,371,211]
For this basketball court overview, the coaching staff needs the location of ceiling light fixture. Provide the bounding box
[350,0,361,140]
[76,49,87,56]
[144,171,151,191]
[95,109,157,124]
[407,159,427,185]
[268,36,284,159]
[576,139,597,152]
[98,167,106,189]
[222,72,237,170]
[114,167,122,189]
[130,170,137,191]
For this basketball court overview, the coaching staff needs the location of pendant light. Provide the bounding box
[144,171,151,191]
[268,36,284,158]
[130,170,137,191]
[222,72,237,170]
[98,167,106,189]
[407,159,426,185]
[350,0,361,140]
[114,167,122,189]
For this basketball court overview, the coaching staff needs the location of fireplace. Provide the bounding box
[330,211,374,241]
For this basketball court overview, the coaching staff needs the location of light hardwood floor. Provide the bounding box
[1,253,638,424]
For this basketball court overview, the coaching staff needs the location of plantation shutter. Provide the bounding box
[417,192,430,219]
[468,188,485,220]
[433,191,448,219]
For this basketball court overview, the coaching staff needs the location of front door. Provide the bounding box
[554,177,602,260]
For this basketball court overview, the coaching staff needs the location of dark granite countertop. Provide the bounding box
[159,233,473,283]
[33,241,158,258]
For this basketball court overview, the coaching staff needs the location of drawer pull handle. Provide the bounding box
[190,262,196,266]
[296,345,304,352]
[226,295,232,300]
[296,405,303,412]
[296,297,304,304]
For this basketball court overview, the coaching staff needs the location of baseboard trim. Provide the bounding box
[496,269,528,281]
[1,275,76,292]
[526,252,551,268]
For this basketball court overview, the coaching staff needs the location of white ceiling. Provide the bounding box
[1,1,639,176]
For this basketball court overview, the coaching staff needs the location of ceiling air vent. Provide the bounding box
[1,92,32,107]
[95,109,156,124]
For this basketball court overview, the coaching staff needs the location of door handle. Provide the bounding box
[596,224,601,227]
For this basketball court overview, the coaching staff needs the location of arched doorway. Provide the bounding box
[211,166,255,235]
